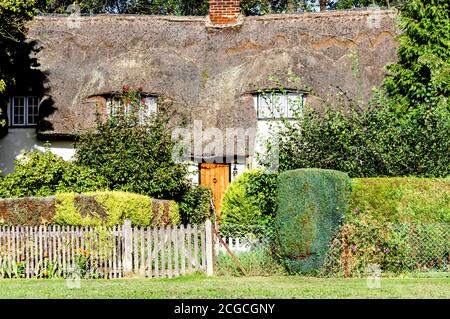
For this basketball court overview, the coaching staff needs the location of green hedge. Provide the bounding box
[221,169,278,226]
[275,168,351,274]
[348,178,450,224]
[0,191,179,227]
[322,177,450,276]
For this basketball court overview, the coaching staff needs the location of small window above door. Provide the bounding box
[254,92,305,120]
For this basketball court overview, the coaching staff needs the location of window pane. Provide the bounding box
[27,96,39,125]
[144,97,157,114]
[12,97,25,125]
[107,97,122,116]
[258,94,273,119]
[287,93,303,118]
[272,93,287,118]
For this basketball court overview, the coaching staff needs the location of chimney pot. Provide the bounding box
[209,0,241,25]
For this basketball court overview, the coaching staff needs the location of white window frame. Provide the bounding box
[106,95,157,123]
[255,91,305,120]
[8,96,40,127]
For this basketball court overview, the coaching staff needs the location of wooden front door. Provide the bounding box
[199,163,230,216]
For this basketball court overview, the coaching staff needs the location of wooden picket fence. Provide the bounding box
[0,220,214,279]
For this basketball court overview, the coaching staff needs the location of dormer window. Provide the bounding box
[106,95,157,123]
[255,92,305,120]
[8,96,40,127]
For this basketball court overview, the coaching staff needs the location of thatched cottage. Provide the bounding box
[0,1,398,210]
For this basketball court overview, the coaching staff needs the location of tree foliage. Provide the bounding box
[0,0,35,91]
[32,0,395,15]
[261,92,449,178]
[383,0,450,108]
[0,149,107,198]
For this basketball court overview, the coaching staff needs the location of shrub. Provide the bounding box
[244,170,278,222]
[275,168,351,274]
[0,191,179,227]
[221,169,278,226]
[0,149,107,198]
[221,171,262,226]
[178,185,213,224]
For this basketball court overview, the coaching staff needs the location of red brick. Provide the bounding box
[209,0,240,25]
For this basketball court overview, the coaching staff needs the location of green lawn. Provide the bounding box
[0,274,449,298]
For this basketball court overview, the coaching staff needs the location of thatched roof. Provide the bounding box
[26,10,399,144]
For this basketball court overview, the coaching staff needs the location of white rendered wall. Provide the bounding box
[0,128,75,175]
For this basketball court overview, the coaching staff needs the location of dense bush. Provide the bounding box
[261,96,450,178]
[178,185,213,224]
[221,170,278,226]
[0,191,179,227]
[221,171,261,226]
[0,150,107,198]
[275,169,351,274]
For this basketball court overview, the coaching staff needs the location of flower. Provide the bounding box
[351,244,357,253]
[384,248,390,254]
[122,84,129,92]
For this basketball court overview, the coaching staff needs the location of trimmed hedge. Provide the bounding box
[275,168,351,274]
[349,177,450,224]
[0,191,179,227]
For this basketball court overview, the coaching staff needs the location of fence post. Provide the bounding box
[123,219,133,276]
[205,219,214,276]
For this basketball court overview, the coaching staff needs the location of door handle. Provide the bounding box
[212,177,217,183]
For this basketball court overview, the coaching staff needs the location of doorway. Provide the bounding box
[199,163,230,217]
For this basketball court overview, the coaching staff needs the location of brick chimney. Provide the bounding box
[209,0,241,25]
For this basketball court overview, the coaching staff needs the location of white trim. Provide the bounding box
[254,91,305,120]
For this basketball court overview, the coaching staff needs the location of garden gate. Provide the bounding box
[0,220,214,279]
